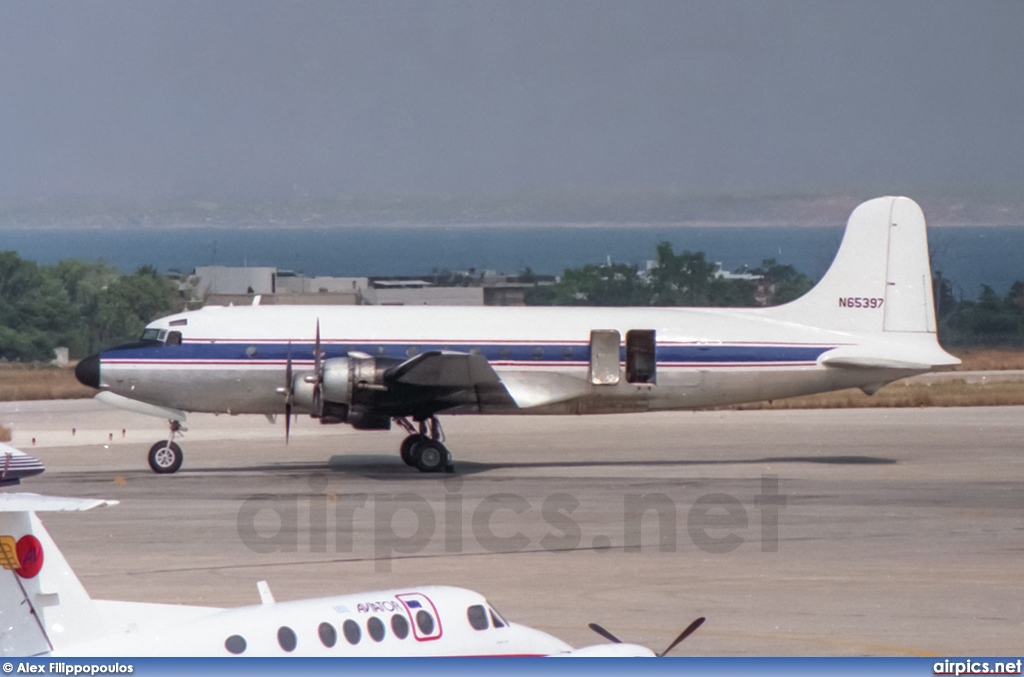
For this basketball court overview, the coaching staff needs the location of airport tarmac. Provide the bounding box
[1,400,1022,656]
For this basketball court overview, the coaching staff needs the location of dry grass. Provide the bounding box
[0,363,95,402]
[734,378,1024,410]
[949,348,1024,371]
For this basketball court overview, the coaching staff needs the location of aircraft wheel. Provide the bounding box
[413,439,448,473]
[400,434,425,466]
[148,441,183,474]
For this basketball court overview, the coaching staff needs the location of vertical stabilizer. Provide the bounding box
[0,495,116,656]
[768,196,937,335]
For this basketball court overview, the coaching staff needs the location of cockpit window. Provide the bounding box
[166,331,183,346]
[489,607,506,629]
[141,329,161,342]
[467,605,489,631]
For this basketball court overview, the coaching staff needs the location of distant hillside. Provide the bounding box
[3,192,1024,229]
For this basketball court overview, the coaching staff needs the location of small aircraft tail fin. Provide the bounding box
[0,494,116,656]
[769,196,941,336]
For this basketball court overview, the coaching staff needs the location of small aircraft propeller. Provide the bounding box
[657,617,705,657]
[587,616,705,657]
[587,623,622,644]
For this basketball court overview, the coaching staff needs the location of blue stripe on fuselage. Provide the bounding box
[101,342,833,365]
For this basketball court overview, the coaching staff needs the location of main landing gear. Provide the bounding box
[148,420,186,474]
[395,417,454,474]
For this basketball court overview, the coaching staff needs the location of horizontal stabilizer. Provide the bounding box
[386,351,501,388]
[0,493,119,513]
[818,343,960,371]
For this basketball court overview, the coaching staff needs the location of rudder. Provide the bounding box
[769,196,937,335]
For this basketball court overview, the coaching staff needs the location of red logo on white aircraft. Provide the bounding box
[14,535,44,578]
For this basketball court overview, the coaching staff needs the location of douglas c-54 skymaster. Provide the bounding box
[75,196,958,474]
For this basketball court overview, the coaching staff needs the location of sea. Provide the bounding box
[1,223,1022,299]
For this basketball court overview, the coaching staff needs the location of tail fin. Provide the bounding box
[769,196,938,334]
[0,494,116,656]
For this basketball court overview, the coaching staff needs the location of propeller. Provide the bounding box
[300,318,326,418]
[284,342,293,444]
[587,617,705,657]
[587,623,622,644]
[657,617,705,657]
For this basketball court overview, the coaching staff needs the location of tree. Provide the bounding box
[529,263,648,306]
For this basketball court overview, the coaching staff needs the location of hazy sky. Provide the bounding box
[1,0,1022,203]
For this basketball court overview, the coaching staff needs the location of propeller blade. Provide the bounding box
[314,319,322,376]
[284,343,293,446]
[285,401,292,444]
[587,623,622,644]
[657,617,705,657]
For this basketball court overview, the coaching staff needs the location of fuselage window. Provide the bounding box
[376,345,388,356]
[224,634,247,654]
[406,345,419,357]
[166,330,183,346]
[343,619,361,645]
[562,346,575,360]
[499,346,512,360]
[532,346,544,360]
[318,622,337,648]
[277,626,297,652]
[367,616,386,642]
[391,614,410,639]
[489,607,506,629]
[467,604,489,630]
[415,609,435,635]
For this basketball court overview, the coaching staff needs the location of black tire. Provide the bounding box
[413,439,448,473]
[148,441,183,474]
[400,434,425,466]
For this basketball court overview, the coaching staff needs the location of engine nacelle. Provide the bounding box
[322,355,390,404]
[292,355,396,427]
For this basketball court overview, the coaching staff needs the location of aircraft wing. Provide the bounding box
[384,351,501,388]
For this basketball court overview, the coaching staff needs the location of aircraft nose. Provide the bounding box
[75,354,100,389]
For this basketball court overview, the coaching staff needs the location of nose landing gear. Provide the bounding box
[395,416,453,474]
[147,420,185,474]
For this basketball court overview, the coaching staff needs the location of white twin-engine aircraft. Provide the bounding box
[0,494,702,657]
[75,196,959,474]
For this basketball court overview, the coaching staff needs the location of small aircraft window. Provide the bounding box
[562,346,575,360]
[343,619,361,645]
[532,346,544,360]
[224,635,247,655]
[489,607,506,629]
[166,331,183,347]
[469,347,482,355]
[277,626,297,652]
[245,345,257,358]
[141,329,161,342]
[376,345,388,356]
[318,622,337,648]
[415,610,435,635]
[169,318,187,327]
[406,345,419,357]
[467,604,489,631]
[367,616,385,642]
[499,347,512,359]
[391,614,409,639]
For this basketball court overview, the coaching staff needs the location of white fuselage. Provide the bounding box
[95,303,924,417]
